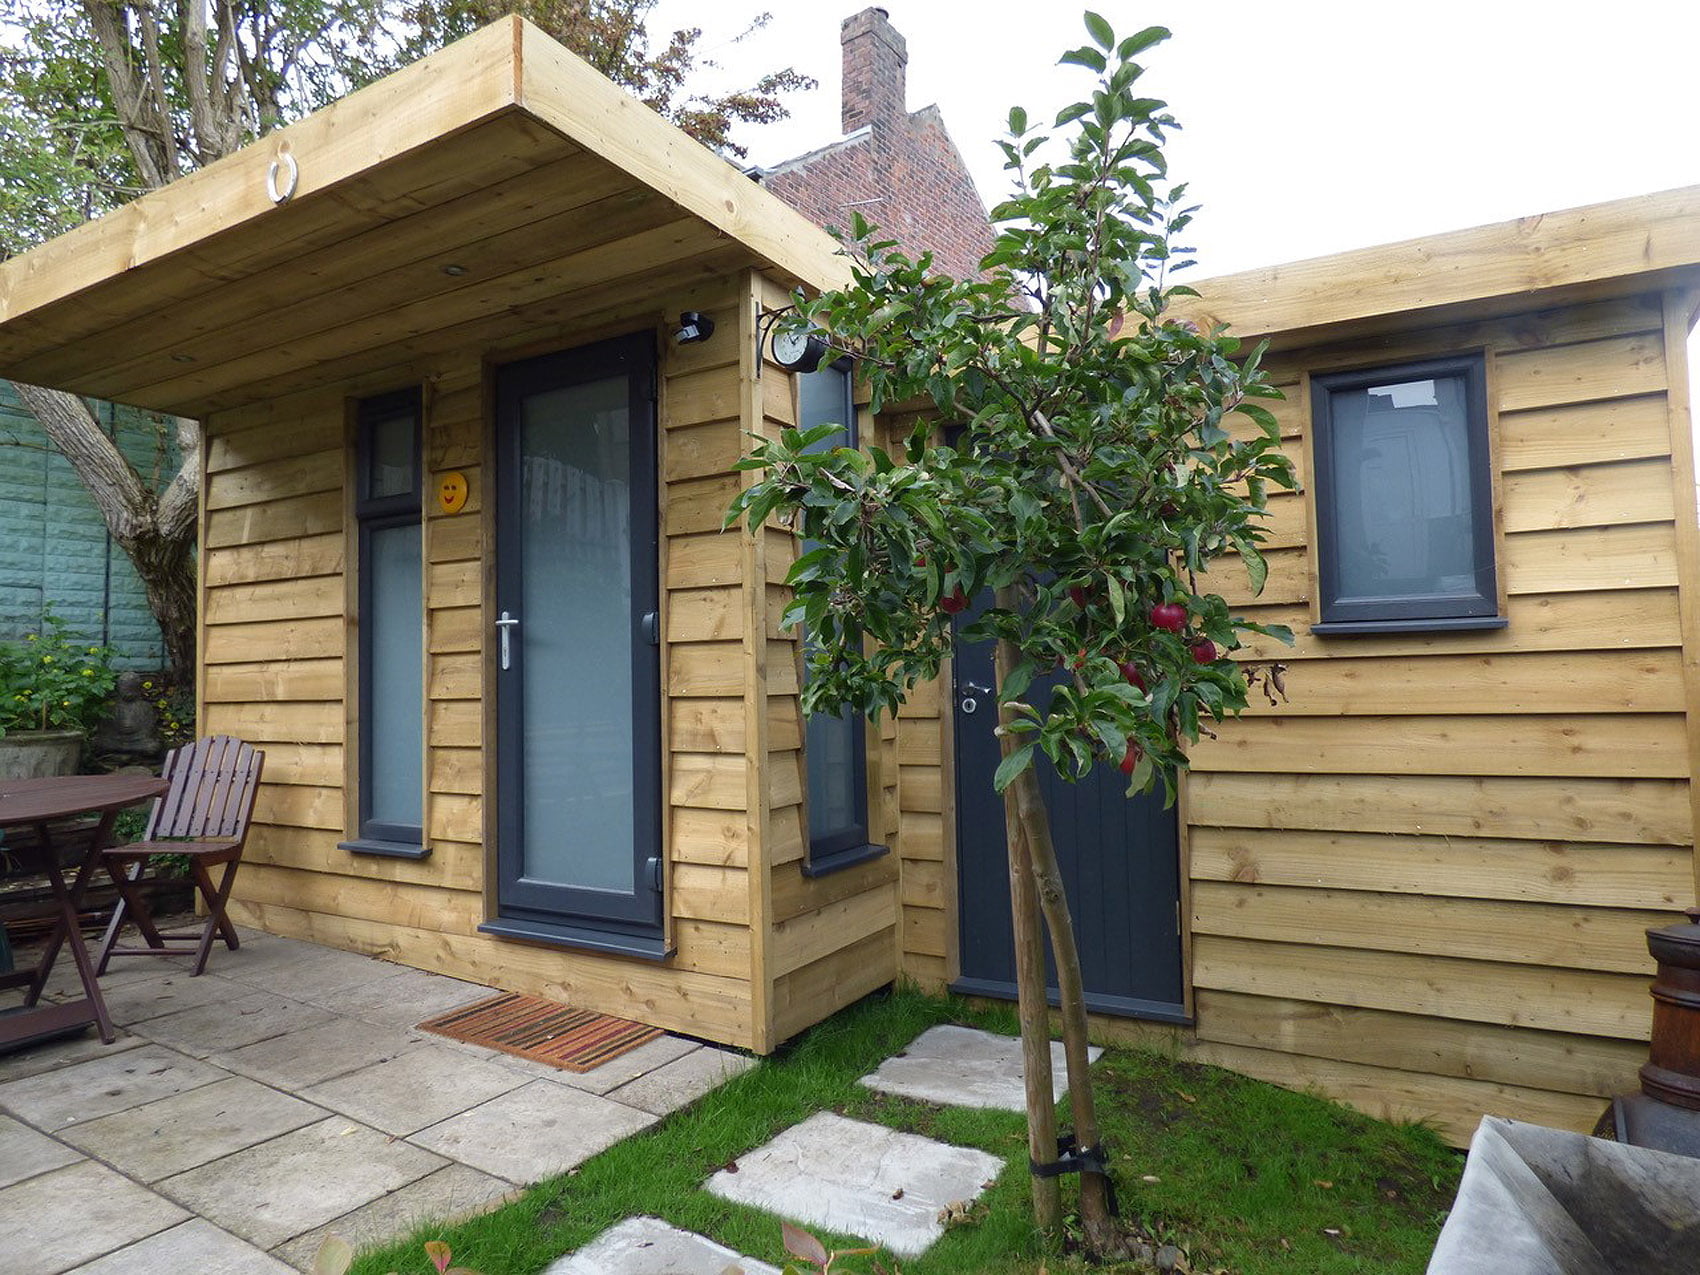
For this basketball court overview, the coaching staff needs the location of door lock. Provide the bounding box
[959,681,991,715]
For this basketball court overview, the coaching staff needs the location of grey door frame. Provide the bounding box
[480,332,664,954]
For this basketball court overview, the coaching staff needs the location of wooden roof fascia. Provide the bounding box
[0,19,523,334]
[513,19,852,297]
[1178,184,1700,346]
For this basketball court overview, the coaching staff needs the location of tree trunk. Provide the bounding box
[10,383,200,685]
[1008,764,1118,1252]
[991,583,1117,1253]
[992,621,1060,1232]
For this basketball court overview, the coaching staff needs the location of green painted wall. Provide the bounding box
[0,382,173,668]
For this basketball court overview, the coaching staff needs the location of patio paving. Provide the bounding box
[0,925,755,1273]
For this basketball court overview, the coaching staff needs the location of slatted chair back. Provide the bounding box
[143,735,265,842]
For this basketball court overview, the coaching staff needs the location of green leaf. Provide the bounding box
[1233,401,1281,439]
[1059,46,1108,74]
[1124,752,1154,796]
[1118,26,1171,59]
[1083,11,1115,51]
[1008,105,1028,135]
[993,743,1037,793]
[1230,534,1268,594]
[1000,661,1034,702]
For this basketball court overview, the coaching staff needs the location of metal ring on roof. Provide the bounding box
[266,153,299,205]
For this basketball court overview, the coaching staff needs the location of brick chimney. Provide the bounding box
[840,7,908,135]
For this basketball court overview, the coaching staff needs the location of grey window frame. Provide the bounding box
[797,360,887,877]
[1309,353,1506,635]
[340,388,427,858]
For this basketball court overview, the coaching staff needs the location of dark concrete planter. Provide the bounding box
[0,729,83,779]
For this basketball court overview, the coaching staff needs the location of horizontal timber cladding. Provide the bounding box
[197,266,915,1053]
[744,273,900,1051]
[1173,289,1699,1144]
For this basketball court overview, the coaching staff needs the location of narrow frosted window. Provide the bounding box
[346,391,424,852]
[366,521,423,830]
[796,362,873,865]
[517,376,635,893]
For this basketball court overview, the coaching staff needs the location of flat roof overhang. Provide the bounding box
[1179,185,1700,349]
[0,17,848,418]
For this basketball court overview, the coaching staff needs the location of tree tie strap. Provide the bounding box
[1029,1133,1119,1215]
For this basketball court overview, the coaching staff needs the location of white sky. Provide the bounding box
[651,0,1700,280]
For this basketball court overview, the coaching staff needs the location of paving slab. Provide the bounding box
[66,1220,295,1274]
[271,1163,518,1271]
[542,1216,783,1275]
[519,1030,699,1095]
[604,1045,756,1115]
[0,1112,82,1188]
[410,1079,657,1184]
[39,956,178,999]
[707,1111,1003,1259]
[300,1043,529,1136]
[221,945,403,1003]
[129,989,335,1057]
[0,1029,144,1084]
[860,1024,1102,1111]
[211,1016,426,1090]
[58,1074,326,1183]
[83,972,248,1027]
[0,1042,226,1130]
[310,966,490,1030]
[0,1160,188,1275]
[157,1116,447,1250]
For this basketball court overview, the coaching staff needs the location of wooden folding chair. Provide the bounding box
[95,735,265,976]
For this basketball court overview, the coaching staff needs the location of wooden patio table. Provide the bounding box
[0,773,169,1051]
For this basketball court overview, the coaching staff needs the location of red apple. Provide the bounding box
[1119,742,1142,776]
[1189,638,1217,664]
[914,554,927,568]
[1072,648,1088,670]
[1118,661,1147,692]
[939,585,968,614]
[1150,601,1187,633]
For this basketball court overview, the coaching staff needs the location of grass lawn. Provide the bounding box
[350,990,1460,1274]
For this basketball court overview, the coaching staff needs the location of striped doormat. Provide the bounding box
[418,992,663,1073]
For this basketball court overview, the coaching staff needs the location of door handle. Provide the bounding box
[496,611,520,670]
[959,681,991,715]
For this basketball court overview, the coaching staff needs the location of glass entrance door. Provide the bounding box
[488,334,662,945]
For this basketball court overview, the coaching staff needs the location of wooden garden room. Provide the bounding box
[0,16,899,1053]
[5,10,1700,1144]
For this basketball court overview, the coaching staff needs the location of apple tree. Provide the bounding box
[727,12,1295,1254]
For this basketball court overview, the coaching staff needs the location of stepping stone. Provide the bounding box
[542,1216,781,1275]
[706,1112,1002,1258]
[860,1024,1102,1112]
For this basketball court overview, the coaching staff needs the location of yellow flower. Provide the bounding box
[25,634,36,642]
[40,655,52,664]
[82,668,94,677]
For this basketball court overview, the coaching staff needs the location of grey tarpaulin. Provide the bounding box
[1428,1116,1700,1273]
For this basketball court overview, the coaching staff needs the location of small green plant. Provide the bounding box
[0,606,119,737]
[136,674,195,750]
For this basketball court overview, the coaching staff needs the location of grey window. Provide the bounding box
[797,363,883,874]
[1310,355,1504,633]
[343,390,425,856]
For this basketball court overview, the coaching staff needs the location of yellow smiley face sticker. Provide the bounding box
[438,471,469,514]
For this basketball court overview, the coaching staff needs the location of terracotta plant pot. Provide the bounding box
[0,730,83,780]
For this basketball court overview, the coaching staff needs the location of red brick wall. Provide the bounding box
[760,8,996,282]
